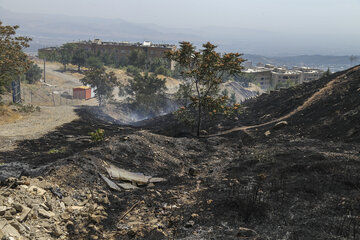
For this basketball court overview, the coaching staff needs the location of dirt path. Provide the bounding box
[36,61,83,88]
[0,60,99,151]
[0,106,78,151]
[211,68,354,137]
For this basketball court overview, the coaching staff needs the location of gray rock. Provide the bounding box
[12,203,23,212]
[0,206,10,215]
[52,225,63,237]
[38,209,55,218]
[2,223,21,239]
[16,205,31,222]
[62,196,74,206]
[10,221,27,234]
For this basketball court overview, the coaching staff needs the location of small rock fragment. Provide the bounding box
[17,205,31,222]
[189,167,199,176]
[28,185,47,196]
[185,220,195,228]
[38,209,55,218]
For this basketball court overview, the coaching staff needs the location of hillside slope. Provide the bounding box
[224,65,360,142]
[0,67,359,239]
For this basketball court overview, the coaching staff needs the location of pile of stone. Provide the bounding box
[0,176,109,240]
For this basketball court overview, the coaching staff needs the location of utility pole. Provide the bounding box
[43,57,46,83]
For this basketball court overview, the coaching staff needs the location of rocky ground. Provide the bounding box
[0,66,359,239]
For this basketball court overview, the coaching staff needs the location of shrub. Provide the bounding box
[18,104,41,113]
[89,128,105,142]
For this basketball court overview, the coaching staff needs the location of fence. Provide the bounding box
[20,87,86,106]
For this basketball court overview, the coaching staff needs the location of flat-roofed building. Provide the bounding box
[38,39,177,70]
[243,65,323,90]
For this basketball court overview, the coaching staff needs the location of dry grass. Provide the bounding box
[0,105,22,125]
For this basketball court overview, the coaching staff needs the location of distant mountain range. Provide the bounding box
[243,54,359,72]
[1,7,359,72]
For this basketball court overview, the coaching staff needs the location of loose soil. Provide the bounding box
[0,66,359,239]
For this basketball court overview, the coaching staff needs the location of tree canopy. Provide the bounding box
[25,62,42,84]
[167,41,245,136]
[0,21,31,93]
[124,72,167,118]
[81,67,118,106]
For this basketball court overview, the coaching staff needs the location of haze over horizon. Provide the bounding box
[1,0,360,56]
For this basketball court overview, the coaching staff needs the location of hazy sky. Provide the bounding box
[1,0,360,55]
[1,0,359,33]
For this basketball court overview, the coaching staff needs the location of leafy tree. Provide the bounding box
[0,21,31,94]
[154,66,171,76]
[72,48,88,72]
[149,58,171,76]
[128,49,146,68]
[38,48,59,62]
[25,62,42,84]
[322,68,331,78]
[86,56,104,69]
[175,81,193,107]
[166,41,245,136]
[59,43,75,71]
[125,72,167,118]
[126,65,142,77]
[230,92,237,105]
[81,67,118,106]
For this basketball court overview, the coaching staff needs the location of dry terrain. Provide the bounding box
[0,65,359,240]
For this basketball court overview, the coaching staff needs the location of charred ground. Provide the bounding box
[0,66,359,239]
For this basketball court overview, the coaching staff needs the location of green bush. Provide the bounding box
[89,128,105,142]
[25,62,42,84]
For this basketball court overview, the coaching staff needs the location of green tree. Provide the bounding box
[149,58,171,76]
[38,48,59,62]
[0,21,31,94]
[125,72,167,118]
[72,48,88,72]
[86,56,104,69]
[230,92,237,105]
[81,67,118,106]
[175,81,193,107]
[322,68,331,78]
[126,65,141,77]
[59,43,75,71]
[154,65,171,76]
[166,41,245,136]
[25,62,42,84]
[128,49,146,68]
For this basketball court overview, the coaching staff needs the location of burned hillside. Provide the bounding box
[142,65,360,142]
[0,66,359,239]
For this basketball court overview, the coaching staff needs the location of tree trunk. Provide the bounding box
[78,65,81,72]
[197,101,202,137]
[63,64,67,72]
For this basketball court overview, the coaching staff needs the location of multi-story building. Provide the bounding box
[243,68,273,89]
[243,65,323,90]
[293,67,323,83]
[38,39,177,69]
